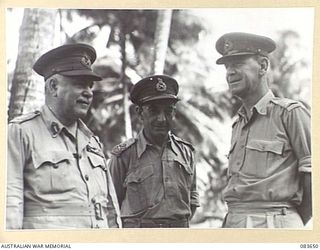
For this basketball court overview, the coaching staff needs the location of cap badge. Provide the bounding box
[223,40,233,54]
[81,56,91,68]
[156,78,167,92]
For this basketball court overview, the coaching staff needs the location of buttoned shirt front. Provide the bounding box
[109,131,199,220]
[224,91,311,206]
[6,105,121,229]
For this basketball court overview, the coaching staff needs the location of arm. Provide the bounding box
[105,164,122,228]
[190,150,200,219]
[297,172,312,225]
[6,123,25,229]
[108,155,127,209]
[284,105,311,225]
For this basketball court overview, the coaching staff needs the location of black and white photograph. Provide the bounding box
[3,4,318,244]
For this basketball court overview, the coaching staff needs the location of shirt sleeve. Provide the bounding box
[284,105,311,173]
[108,155,127,208]
[190,150,200,207]
[6,123,25,229]
[105,165,122,228]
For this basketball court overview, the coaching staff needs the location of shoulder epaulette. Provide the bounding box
[170,134,195,151]
[111,138,137,156]
[9,110,41,124]
[271,98,301,111]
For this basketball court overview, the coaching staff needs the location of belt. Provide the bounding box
[122,218,189,228]
[227,201,296,215]
[24,203,104,219]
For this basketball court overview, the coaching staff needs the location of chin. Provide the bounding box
[154,131,169,139]
[74,110,88,119]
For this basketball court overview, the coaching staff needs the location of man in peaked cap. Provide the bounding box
[109,75,200,228]
[215,32,311,228]
[7,44,121,229]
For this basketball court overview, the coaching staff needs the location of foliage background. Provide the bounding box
[6,8,314,227]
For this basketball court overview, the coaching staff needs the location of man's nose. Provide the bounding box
[226,65,236,76]
[156,111,166,122]
[83,86,93,98]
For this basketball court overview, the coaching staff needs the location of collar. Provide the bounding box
[136,130,178,158]
[136,130,153,158]
[41,105,92,139]
[238,90,274,118]
[41,105,66,138]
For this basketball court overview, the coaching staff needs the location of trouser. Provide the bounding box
[122,218,189,228]
[223,202,304,228]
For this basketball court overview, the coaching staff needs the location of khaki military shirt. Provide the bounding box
[224,91,311,206]
[6,105,121,229]
[109,131,200,220]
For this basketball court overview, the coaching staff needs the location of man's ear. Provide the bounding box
[135,105,143,120]
[259,57,269,76]
[48,77,59,97]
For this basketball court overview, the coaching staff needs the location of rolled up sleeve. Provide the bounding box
[285,105,311,173]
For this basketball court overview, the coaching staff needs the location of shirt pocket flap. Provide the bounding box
[88,152,106,170]
[32,150,72,169]
[125,165,154,184]
[246,140,284,155]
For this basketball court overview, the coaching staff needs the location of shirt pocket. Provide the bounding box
[124,165,154,214]
[244,140,284,178]
[87,152,108,192]
[174,159,193,187]
[32,150,75,193]
[171,159,193,202]
[87,152,106,171]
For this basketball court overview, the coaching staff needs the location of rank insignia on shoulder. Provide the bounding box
[111,138,136,156]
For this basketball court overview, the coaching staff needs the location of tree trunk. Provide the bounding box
[8,8,57,121]
[119,18,132,139]
[152,10,172,74]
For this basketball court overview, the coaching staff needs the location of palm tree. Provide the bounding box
[8,8,57,121]
[152,10,172,74]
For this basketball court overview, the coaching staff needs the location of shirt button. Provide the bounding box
[165,177,169,182]
[236,161,241,166]
[92,197,96,203]
[85,175,89,181]
[53,164,59,169]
